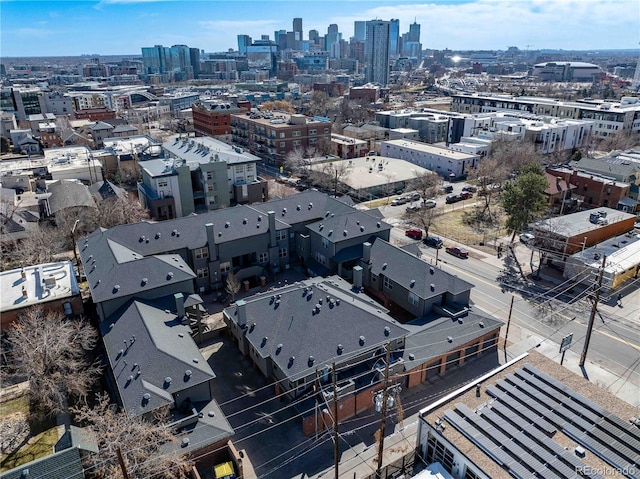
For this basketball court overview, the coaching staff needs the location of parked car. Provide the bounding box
[405,228,423,240]
[445,193,462,204]
[459,191,473,200]
[391,196,410,206]
[423,199,437,209]
[462,185,477,192]
[409,192,421,201]
[406,204,421,213]
[445,246,469,258]
[440,185,454,194]
[519,233,535,245]
[423,236,443,248]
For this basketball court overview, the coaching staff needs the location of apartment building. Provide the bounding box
[451,93,640,139]
[192,101,248,139]
[230,111,333,165]
[138,136,268,219]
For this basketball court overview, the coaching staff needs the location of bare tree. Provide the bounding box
[6,307,101,418]
[404,206,439,237]
[489,138,544,173]
[72,393,191,479]
[312,160,352,197]
[467,158,507,223]
[92,194,150,229]
[408,171,441,203]
[284,147,310,178]
[225,272,241,303]
[305,91,332,117]
[9,224,64,268]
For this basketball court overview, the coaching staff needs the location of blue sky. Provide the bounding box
[1,0,638,57]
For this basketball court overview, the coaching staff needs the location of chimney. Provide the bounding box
[236,299,247,326]
[362,242,372,264]
[205,223,218,260]
[174,293,185,318]
[353,265,363,289]
[22,286,28,298]
[268,211,277,247]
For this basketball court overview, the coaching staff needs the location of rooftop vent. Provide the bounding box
[328,229,333,236]
[409,353,415,360]
[337,344,344,354]
[143,393,151,401]
[258,215,262,221]
[141,278,148,286]
[185,370,192,377]
[447,336,453,343]
[276,343,283,354]
[243,218,248,224]
[575,446,586,458]
[167,272,173,279]
[384,326,391,336]
[479,322,485,328]
[308,356,315,366]
[155,232,161,239]
[181,438,190,448]
[430,267,434,275]
[360,226,365,232]
[359,335,365,345]
[172,229,177,236]
[225,222,230,228]
[376,222,381,228]
[164,376,172,385]
[343,230,348,236]
[458,318,464,324]
[113,285,120,293]
[430,283,435,291]
[410,279,415,288]
[382,262,388,270]
[319,224,324,230]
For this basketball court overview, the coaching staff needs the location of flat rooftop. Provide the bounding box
[310,156,435,190]
[533,207,635,239]
[420,350,640,479]
[0,261,80,313]
[383,139,478,160]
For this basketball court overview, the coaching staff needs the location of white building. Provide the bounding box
[380,139,479,179]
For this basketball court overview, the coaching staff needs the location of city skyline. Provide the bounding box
[1,0,638,58]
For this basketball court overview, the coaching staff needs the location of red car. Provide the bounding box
[405,228,423,240]
[445,246,469,258]
[459,191,473,200]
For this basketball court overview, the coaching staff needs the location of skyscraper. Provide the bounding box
[354,21,366,41]
[389,19,400,59]
[238,35,252,55]
[402,21,422,58]
[293,18,302,38]
[365,20,390,85]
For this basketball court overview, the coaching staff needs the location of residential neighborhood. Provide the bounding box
[1,3,640,479]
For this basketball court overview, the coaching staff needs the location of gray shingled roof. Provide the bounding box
[306,209,392,241]
[403,310,503,368]
[88,180,127,201]
[0,446,84,479]
[100,298,216,417]
[369,239,473,299]
[226,278,409,382]
[251,190,356,226]
[47,180,96,214]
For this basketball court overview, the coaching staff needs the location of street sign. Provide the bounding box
[560,333,573,354]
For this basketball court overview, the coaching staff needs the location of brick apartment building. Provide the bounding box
[230,111,333,165]
[547,166,634,212]
[192,100,248,138]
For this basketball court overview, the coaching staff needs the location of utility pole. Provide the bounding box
[116,446,130,479]
[332,362,339,479]
[580,255,606,367]
[376,343,391,479]
[314,368,320,440]
[503,295,515,351]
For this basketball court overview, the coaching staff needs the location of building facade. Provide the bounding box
[365,20,391,86]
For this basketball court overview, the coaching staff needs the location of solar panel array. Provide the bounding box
[444,364,640,479]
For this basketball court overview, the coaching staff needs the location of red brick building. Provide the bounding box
[192,101,248,138]
[230,111,333,165]
[74,108,117,121]
[547,166,632,211]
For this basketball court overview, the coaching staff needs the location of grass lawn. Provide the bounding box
[430,206,507,252]
[0,427,60,472]
[0,396,29,416]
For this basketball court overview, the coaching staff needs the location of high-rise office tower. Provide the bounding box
[365,20,390,85]
[389,19,400,58]
[293,18,302,38]
[328,24,339,35]
[142,44,199,78]
[238,35,252,55]
[325,24,341,57]
[142,45,170,74]
[402,21,422,58]
[354,21,366,41]
[309,29,320,45]
[408,21,420,42]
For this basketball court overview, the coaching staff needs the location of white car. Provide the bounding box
[519,233,535,245]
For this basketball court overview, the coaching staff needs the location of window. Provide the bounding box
[279,247,287,258]
[280,142,286,147]
[235,165,244,174]
[293,130,301,137]
[197,267,209,278]
[259,252,269,263]
[324,128,329,133]
[309,138,317,144]
[206,171,214,180]
[158,179,168,187]
[309,129,317,135]
[293,140,301,147]
[194,247,209,260]
[322,238,329,249]
[276,229,287,241]
[207,184,215,192]
[408,292,419,306]
[383,276,393,290]
[220,262,231,273]
[280,132,285,138]
[315,251,326,265]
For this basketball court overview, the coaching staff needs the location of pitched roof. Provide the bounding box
[225,277,409,381]
[544,171,574,195]
[47,180,96,214]
[100,297,216,417]
[306,209,392,242]
[88,180,128,201]
[0,446,84,479]
[88,121,114,131]
[369,239,473,299]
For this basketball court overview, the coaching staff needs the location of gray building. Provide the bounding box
[365,20,391,86]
